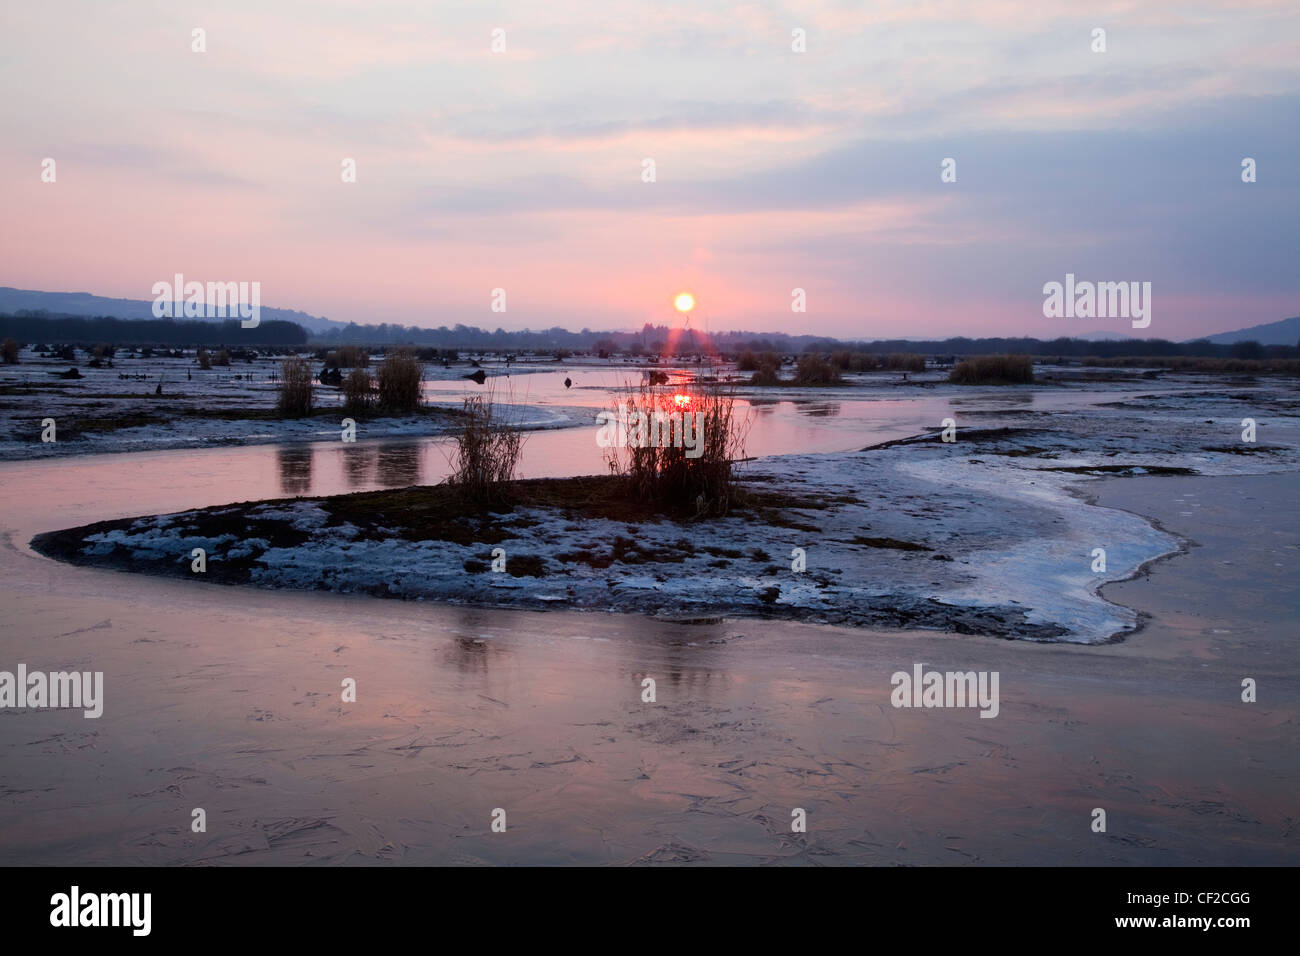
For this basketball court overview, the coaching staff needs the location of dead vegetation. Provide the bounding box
[949,354,1035,385]
[277,356,314,416]
[603,378,749,516]
[447,395,524,504]
[375,348,422,411]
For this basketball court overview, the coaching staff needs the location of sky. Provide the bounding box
[1,0,1297,340]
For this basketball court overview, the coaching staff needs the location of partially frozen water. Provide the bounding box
[1,374,1297,864]
[0,378,1187,537]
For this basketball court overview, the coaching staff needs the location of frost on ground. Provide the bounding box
[0,349,593,460]
[24,455,1171,643]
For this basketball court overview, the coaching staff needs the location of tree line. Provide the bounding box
[2,311,1294,360]
[0,312,309,346]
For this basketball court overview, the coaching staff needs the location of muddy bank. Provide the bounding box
[33,442,1178,643]
[32,474,1077,641]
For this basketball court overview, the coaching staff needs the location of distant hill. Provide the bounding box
[0,286,345,334]
[1195,315,1300,346]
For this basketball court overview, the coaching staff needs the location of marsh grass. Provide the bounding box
[277,356,314,416]
[605,376,749,516]
[831,350,878,372]
[747,351,783,385]
[884,353,926,373]
[949,354,1035,385]
[324,345,369,370]
[793,353,842,385]
[341,367,374,412]
[376,348,422,412]
[447,394,525,504]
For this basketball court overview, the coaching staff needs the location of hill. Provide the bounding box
[1195,315,1300,346]
[0,287,345,334]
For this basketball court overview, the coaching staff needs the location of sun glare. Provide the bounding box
[674,292,695,313]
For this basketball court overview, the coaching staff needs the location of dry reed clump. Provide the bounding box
[603,379,749,516]
[737,350,774,371]
[325,345,369,370]
[793,353,842,385]
[341,367,374,412]
[884,353,926,373]
[741,351,784,385]
[376,349,422,412]
[831,350,879,372]
[949,354,1035,385]
[197,349,212,370]
[448,395,524,504]
[277,356,314,416]
[1,338,18,364]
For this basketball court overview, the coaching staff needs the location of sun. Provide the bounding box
[674,292,695,313]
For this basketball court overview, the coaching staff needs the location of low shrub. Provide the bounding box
[376,349,422,412]
[793,353,842,385]
[603,379,749,515]
[949,354,1035,385]
[831,350,878,372]
[448,395,524,504]
[278,356,314,416]
[341,367,374,412]
[884,353,926,373]
[325,345,369,370]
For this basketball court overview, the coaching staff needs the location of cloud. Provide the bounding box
[0,1,1296,339]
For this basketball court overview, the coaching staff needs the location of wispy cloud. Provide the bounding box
[0,0,1296,338]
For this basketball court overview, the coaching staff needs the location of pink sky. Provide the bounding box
[2,1,1297,339]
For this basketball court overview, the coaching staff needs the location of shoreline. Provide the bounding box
[24,439,1190,644]
[0,400,594,462]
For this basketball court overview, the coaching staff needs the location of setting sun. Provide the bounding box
[674,292,695,313]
